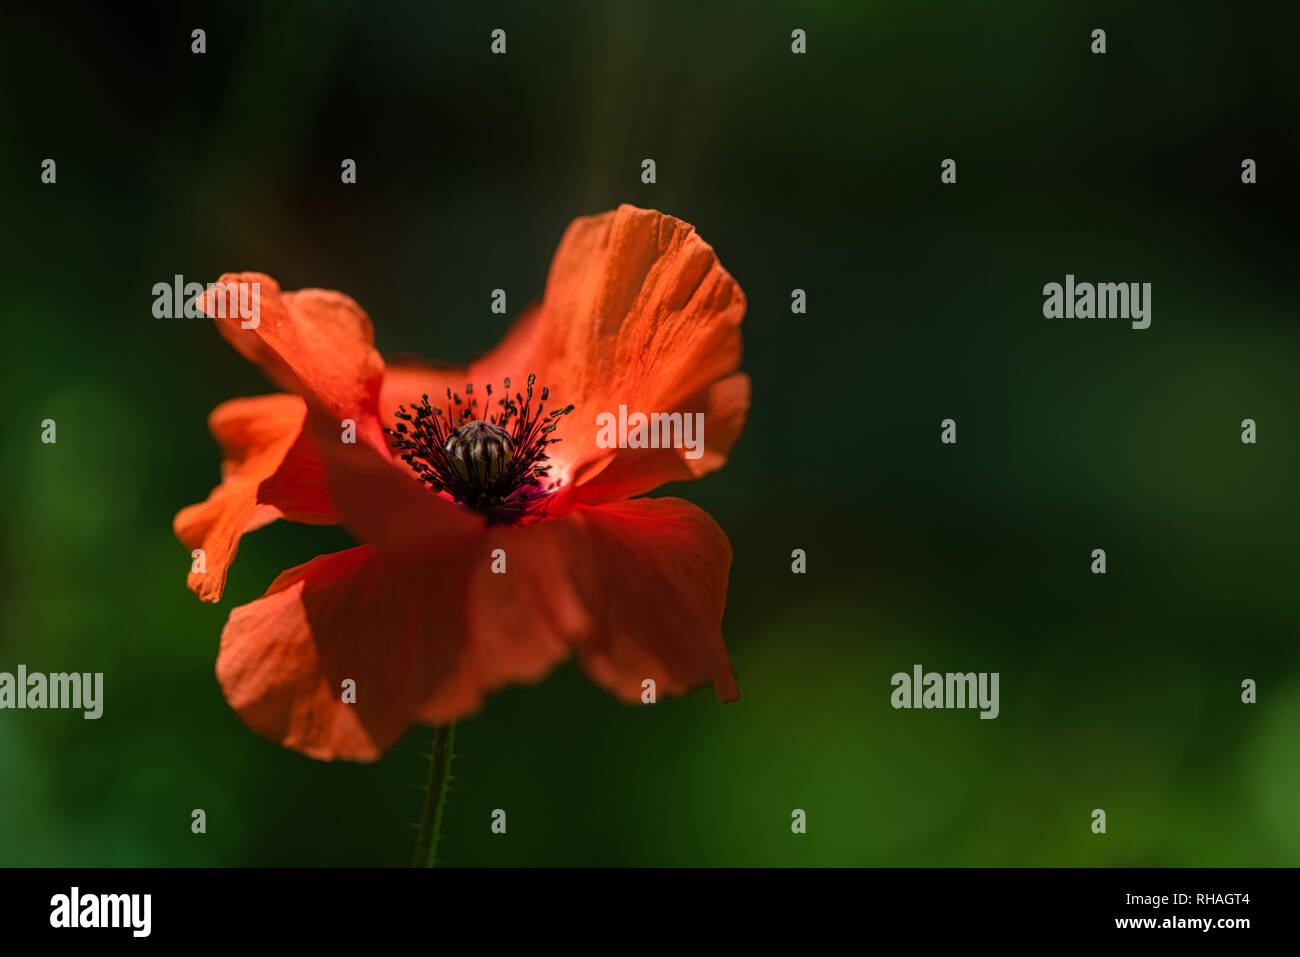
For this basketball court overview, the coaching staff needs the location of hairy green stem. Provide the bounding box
[412,724,455,867]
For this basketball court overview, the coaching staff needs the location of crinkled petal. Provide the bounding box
[561,372,751,506]
[217,545,473,761]
[215,496,736,761]
[198,274,387,452]
[468,496,738,705]
[174,394,337,602]
[523,205,747,493]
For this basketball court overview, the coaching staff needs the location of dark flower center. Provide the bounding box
[384,374,574,524]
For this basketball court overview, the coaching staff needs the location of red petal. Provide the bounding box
[217,546,467,761]
[561,372,751,506]
[376,306,547,433]
[173,395,337,602]
[198,274,387,452]
[215,497,736,761]
[216,537,573,761]
[522,206,747,493]
[469,496,738,705]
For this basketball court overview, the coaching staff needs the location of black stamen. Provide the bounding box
[383,373,574,525]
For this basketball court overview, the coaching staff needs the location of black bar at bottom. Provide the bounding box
[0,866,1280,943]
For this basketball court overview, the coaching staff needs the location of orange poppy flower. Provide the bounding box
[175,204,749,761]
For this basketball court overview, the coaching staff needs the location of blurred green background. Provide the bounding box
[1,0,1297,865]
